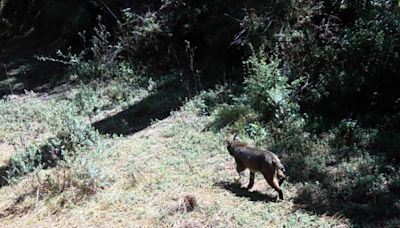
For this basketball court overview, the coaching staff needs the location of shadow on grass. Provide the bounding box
[0,38,68,97]
[93,81,190,135]
[0,185,38,219]
[287,170,400,226]
[0,166,8,187]
[263,138,400,225]
[216,181,277,202]
[0,142,63,188]
[293,187,400,226]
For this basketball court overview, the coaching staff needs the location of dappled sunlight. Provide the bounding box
[1,0,399,226]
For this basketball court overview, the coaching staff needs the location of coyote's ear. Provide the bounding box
[233,133,239,141]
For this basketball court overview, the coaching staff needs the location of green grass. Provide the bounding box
[0,96,78,146]
[0,86,347,226]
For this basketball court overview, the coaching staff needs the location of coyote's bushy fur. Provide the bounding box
[226,135,286,200]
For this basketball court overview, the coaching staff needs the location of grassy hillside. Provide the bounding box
[0,81,347,227]
[0,44,399,227]
[1,0,400,227]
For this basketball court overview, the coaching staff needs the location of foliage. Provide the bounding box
[36,18,128,82]
[243,52,303,128]
[0,96,80,147]
[43,136,114,198]
[210,51,305,142]
[207,45,400,224]
[1,0,400,225]
[5,115,101,183]
[274,0,400,125]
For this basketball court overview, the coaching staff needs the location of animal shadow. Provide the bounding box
[216,181,277,202]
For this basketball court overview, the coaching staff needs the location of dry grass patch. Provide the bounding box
[0,143,15,167]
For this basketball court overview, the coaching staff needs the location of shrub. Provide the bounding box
[61,138,114,197]
[5,145,45,182]
[32,137,114,201]
[244,53,290,119]
[4,118,101,183]
[0,96,79,147]
[70,19,124,80]
[72,84,103,116]
[243,51,304,132]
[36,17,138,83]
[213,50,306,144]
[210,103,252,131]
[206,45,400,224]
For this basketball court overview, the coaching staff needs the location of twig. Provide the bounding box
[34,55,73,65]
[287,73,311,104]
[35,187,40,210]
[97,0,119,21]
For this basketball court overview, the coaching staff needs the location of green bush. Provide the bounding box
[36,18,140,83]
[71,20,124,80]
[72,84,103,116]
[205,44,400,223]
[212,51,306,144]
[33,136,114,200]
[275,1,400,125]
[5,144,44,181]
[244,54,291,117]
[243,51,304,130]
[210,103,252,131]
[62,137,114,197]
[5,118,101,183]
[0,96,80,146]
